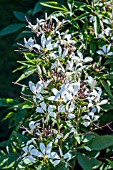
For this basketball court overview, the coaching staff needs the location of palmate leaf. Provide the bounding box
[88,135,113,150]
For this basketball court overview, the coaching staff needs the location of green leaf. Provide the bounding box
[33,1,43,15]
[40,1,68,11]
[0,24,26,36]
[16,68,36,82]
[90,158,102,169]
[0,98,18,107]
[106,159,113,168]
[89,135,113,150]
[90,42,97,56]
[101,80,113,98]
[77,153,92,170]
[75,13,90,20]
[13,11,27,22]
[16,31,33,40]
[0,153,19,169]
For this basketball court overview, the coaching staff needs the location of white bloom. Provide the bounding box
[52,147,71,167]
[27,18,45,33]
[87,76,97,90]
[29,81,44,102]
[98,27,111,38]
[66,102,76,119]
[24,38,35,51]
[48,84,73,102]
[96,99,108,112]
[73,50,93,66]
[22,145,39,163]
[83,112,99,127]
[36,102,56,118]
[68,82,80,95]
[96,44,113,56]
[22,121,40,135]
[34,34,57,51]
[34,142,60,161]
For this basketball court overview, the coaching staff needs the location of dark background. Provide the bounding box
[0,0,36,98]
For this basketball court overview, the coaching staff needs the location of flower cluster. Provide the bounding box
[17,12,109,169]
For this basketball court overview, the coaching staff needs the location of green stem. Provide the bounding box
[57,116,62,149]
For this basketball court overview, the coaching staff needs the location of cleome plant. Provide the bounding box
[1,0,113,170]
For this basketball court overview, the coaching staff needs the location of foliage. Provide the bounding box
[0,0,113,170]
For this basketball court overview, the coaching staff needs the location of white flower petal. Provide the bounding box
[29,145,35,152]
[59,147,63,157]
[52,88,59,95]
[77,50,83,59]
[58,46,62,56]
[94,115,99,121]
[50,152,60,159]
[33,44,42,50]
[36,107,44,113]
[46,142,52,155]
[107,52,113,56]
[48,105,56,112]
[67,113,75,119]
[30,149,43,157]
[27,155,36,163]
[40,102,46,111]
[62,48,68,58]
[102,45,107,53]
[64,152,71,159]
[88,112,94,119]
[46,36,52,48]
[41,34,46,48]
[40,143,46,155]
[84,57,93,63]
[58,104,65,112]
[29,81,36,94]
[83,121,90,127]
[36,94,44,101]
[49,112,56,118]
[99,99,108,105]
[73,82,80,95]
[22,146,28,153]
[53,160,60,166]
[48,96,55,101]
[96,50,104,55]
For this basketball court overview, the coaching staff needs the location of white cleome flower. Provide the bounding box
[29,81,44,102]
[33,142,60,161]
[96,44,113,56]
[52,147,72,167]
[24,37,35,51]
[73,50,93,67]
[22,121,40,135]
[83,112,99,127]
[48,84,73,102]
[22,145,39,163]
[98,27,111,38]
[36,102,56,118]
[33,34,57,51]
